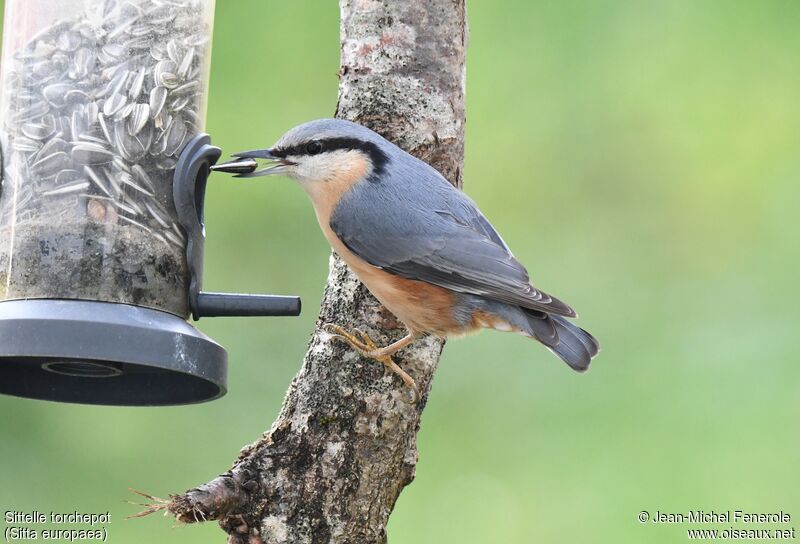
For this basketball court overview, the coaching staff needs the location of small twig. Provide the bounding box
[126,488,171,519]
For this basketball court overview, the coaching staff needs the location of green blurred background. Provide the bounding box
[2,1,799,542]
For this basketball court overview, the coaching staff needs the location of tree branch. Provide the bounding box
[157,2,467,542]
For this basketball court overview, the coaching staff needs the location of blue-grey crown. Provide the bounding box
[272,119,391,175]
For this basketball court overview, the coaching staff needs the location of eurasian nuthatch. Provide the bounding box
[221,119,599,389]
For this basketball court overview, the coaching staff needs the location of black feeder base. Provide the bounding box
[0,299,227,406]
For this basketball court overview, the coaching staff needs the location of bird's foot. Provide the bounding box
[323,324,418,395]
[323,323,373,353]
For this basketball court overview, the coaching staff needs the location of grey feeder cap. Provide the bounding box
[0,299,227,406]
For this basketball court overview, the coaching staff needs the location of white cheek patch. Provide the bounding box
[291,150,372,184]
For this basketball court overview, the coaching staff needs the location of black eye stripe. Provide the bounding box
[306,140,323,154]
[272,137,389,175]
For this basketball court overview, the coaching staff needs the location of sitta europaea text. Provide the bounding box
[227,119,599,389]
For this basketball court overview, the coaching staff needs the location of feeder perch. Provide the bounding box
[0,0,300,406]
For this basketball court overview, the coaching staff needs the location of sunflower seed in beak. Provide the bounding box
[211,158,258,175]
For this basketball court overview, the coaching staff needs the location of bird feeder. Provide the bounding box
[0,0,300,406]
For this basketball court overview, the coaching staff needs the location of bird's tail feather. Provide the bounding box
[523,310,599,372]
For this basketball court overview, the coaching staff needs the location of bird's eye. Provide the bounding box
[306,140,323,155]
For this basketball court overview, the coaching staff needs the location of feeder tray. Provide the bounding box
[0,299,227,406]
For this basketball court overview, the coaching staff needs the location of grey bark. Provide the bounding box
[160,2,467,542]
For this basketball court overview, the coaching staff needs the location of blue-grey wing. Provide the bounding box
[330,171,576,317]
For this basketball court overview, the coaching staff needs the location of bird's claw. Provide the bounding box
[322,323,418,397]
[323,324,371,353]
[355,329,378,350]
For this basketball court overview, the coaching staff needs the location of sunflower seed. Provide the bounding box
[103,93,126,116]
[97,113,113,142]
[43,83,71,107]
[113,199,140,216]
[84,165,113,197]
[177,47,194,78]
[117,102,135,120]
[170,222,186,241]
[119,214,152,233]
[69,47,94,79]
[106,17,134,40]
[164,118,187,156]
[122,195,145,215]
[103,167,123,197]
[71,109,87,139]
[41,180,89,196]
[154,109,170,130]
[150,42,169,61]
[155,156,177,170]
[119,170,154,196]
[131,164,155,191]
[128,103,150,136]
[170,94,190,112]
[72,142,113,165]
[149,86,167,118]
[164,229,183,247]
[16,187,34,209]
[21,121,56,141]
[186,34,209,48]
[32,60,57,78]
[152,115,172,153]
[211,158,258,175]
[172,80,199,96]
[102,65,129,98]
[65,89,90,103]
[31,151,70,176]
[138,124,154,154]
[11,101,49,124]
[153,60,176,84]
[55,169,83,184]
[11,137,42,153]
[151,231,169,245]
[77,134,107,146]
[109,160,127,178]
[56,115,73,141]
[128,66,146,99]
[144,199,171,228]
[102,44,126,60]
[167,39,181,63]
[114,121,145,161]
[38,137,70,158]
[85,102,99,126]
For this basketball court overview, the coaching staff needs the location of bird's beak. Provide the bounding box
[217,148,294,178]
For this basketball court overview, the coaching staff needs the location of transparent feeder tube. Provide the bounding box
[0,0,215,317]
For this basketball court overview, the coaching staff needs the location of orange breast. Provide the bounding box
[323,223,462,336]
[302,170,462,336]
[359,268,462,336]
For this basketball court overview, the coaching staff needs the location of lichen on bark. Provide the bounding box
[154,1,468,542]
